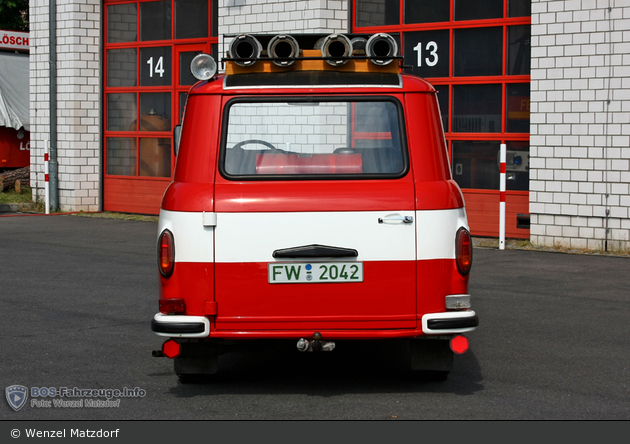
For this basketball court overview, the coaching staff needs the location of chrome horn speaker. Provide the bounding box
[365,33,398,66]
[229,34,263,66]
[267,34,300,67]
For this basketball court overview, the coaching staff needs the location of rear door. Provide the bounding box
[213,96,417,332]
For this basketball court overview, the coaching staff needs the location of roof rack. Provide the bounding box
[223,33,402,75]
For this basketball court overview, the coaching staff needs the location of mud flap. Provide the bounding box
[174,341,219,377]
[409,338,453,372]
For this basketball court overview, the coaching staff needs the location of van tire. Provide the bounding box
[173,342,219,382]
[176,373,213,384]
[416,370,449,382]
[409,338,453,378]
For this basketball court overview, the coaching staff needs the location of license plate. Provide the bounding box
[268,262,363,284]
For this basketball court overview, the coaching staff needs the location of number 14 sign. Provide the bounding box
[403,30,449,78]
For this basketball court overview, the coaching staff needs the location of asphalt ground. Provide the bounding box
[0,214,629,420]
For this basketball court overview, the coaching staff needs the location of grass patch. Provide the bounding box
[0,186,34,204]
[72,211,158,222]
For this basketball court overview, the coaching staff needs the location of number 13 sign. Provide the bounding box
[403,30,449,78]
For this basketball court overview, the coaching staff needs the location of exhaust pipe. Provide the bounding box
[268,34,300,66]
[229,34,263,66]
[316,34,353,66]
[365,33,398,66]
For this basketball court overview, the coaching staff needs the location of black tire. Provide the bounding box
[416,370,449,382]
[176,373,213,384]
[409,338,453,378]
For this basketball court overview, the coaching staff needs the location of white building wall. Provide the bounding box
[29,0,101,212]
[530,0,630,251]
[219,0,348,56]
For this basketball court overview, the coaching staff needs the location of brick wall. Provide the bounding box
[219,0,348,58]
[29,0,101,212]
[530,0,630,251]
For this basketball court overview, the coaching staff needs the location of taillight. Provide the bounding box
[159,298,185,315]
[158,229,175,277]
[455,227,472,276]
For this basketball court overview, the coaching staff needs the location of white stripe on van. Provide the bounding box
[159,210,215,264]
[415,208,469,260]
[160,208,468,264]
[214,211,417,263]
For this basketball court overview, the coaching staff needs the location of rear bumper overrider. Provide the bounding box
[421,310,478,334]
[151,313,210,338]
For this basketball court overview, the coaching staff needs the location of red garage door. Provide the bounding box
[352,0,531,238]
[103,0,217,213]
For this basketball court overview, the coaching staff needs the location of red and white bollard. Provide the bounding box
[499,143,506,250]
[44,142,50,215]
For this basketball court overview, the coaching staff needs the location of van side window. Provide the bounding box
[222,99,407,178]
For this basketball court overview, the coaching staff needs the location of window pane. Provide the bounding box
[138,93,171,132]
[509,0,531,18]
[455,0,503,21]
[107,49,137,87]
[454,27,502,77]
[506,141,529,191]
[179,92,188,124]
[140,138,172,177]
[451,141,500,190]
[506,83,530,133]
[140,47,172,86]
[224,101,405,177]
[404,0,449,24]
[175,0,208,39]
[356,0,400,27]
[434,85,449,131]
[508,25,531,75]
[141,0,172,41]
[107,138,137,176]
[453,84,501,133]
[107,3,137,43]
[107,94,137,131]
[402,30,450,78]
[211,0,218,36]
[179,51,202,85]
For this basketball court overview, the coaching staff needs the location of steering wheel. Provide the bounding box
[232,139,278,151]
[334,147,356,154]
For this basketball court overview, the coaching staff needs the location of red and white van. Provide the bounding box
[151,33,478,381]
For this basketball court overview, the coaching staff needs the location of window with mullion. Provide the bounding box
[352,0,531,193]
[105,1,218,178]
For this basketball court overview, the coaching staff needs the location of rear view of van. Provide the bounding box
[151,33,478,381]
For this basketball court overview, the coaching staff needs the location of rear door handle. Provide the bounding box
[378,215,413,224]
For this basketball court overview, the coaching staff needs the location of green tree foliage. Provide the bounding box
[0,0,29,32]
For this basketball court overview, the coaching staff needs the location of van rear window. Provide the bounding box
[222,99,407,178]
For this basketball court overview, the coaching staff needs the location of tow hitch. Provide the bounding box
[297,332,335,352]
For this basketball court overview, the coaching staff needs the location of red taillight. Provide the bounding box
[159,298,186,315]
[162,340,181,359]
[158,229,175,277]
[455,227,472,276]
